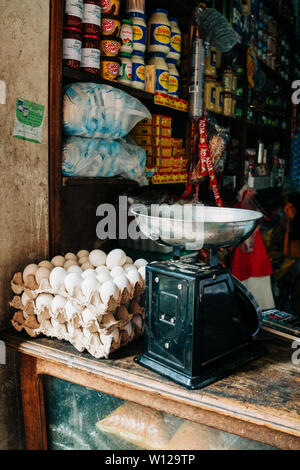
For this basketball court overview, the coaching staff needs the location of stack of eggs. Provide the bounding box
[10,248,147,359]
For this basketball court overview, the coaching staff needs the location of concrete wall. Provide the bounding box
[0,0,50,449]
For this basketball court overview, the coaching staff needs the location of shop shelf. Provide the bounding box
[63,67,189,117]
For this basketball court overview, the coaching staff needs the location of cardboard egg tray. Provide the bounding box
[10,272,145,359]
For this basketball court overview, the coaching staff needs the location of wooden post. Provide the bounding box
[19,354,48,450]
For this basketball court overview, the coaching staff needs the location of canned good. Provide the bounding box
[118,53,132,86]
[223,69,233,93]
[223,92,232,116]
[215,82,224,114]
[204,46,217,77]
[204,76,216,112]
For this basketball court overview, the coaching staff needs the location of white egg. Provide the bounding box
[110,266,125,278]
[99,281,120,303]
[89,249,107,267]
[67,265,82,274]
[123,263,137,273]
[96,271,113,284]
[106,249,127,269]
[51,255,65,267]
[64,273,82,296]
[65,252,77,261]
[95,265,109,275]
[35,267,51,285]
[134,258,148,269]
[82,308,95,323]
[82,268,96,279]
[79,256,89,266]
[23,264,38,283]
[38,260,54,270]
[21,292,31,307]
[81,262,94,271]
[127,269,142,286]
[77,249,89,258]
[35,293,53,309]
[124,321,133,337]
[49,267,67,290]
[65,300,78,321]
[81,277,100,298]
[125,256,133,264]
[64,259,78,270]
[113,274,131,292]
[132,314,143,330]
[51,295,66,315]
[138,265,146,280]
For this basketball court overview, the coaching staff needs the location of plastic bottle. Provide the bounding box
[147,9,171,56]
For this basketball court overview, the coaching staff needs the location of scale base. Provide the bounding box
[135,341,266,390]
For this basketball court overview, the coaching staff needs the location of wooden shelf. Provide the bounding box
[62,176,140,187]
[63,67,188,118]
[2,329,300,450]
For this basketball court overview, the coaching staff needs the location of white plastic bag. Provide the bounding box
[63,82,151,139]
[62,136,148,186]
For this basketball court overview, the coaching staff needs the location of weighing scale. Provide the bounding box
[130,205,266,390]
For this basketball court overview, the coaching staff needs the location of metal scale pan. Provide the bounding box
[130,205,266,390]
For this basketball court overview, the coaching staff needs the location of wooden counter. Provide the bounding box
[1,329,300,450]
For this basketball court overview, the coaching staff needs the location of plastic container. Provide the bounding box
[100,0,120,15]
[126,0,145,14]
[147,52,169,94]
[63,27,82,69]
[166,17,181,63]
[101,14,121,37]
[64,0,83,28]
[120,19,133,54]
[82,0,101,35]
[215,82,224,114]
[166,58,179,97]
[128,12,146,53]
[223,92,232,116]
[204,76,216,112]
[131,51,145,90]
[204,45,217,77]
[100,57,120,81]
[147,9,171,56]
[81,34,100,73]
[100,35,121,56]
[118,53,132,86]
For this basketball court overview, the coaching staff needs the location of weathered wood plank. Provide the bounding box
[19,354,47,450]
[3,330,300,450]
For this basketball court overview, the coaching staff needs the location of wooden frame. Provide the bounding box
[2,332,299,451]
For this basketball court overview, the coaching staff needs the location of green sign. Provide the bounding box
[13,98,45,144]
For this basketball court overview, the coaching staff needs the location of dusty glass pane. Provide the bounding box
[43,376,276,450]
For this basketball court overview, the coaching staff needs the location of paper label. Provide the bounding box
[132,63,145,83]
[168,74,179,95]
[81,48,100,69]
[65,0,83,19]
[83,4,101,26]
[150,24,171,46]
[170,33,181,53]
[13,98,45,144]
[132,24,146,45]
[63,38,82,61]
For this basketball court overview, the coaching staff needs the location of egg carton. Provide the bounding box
[10,296,145,359]
[10,248,147,359]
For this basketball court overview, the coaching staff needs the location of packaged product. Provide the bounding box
[118,53,132,86]
[63,82,151,138]
[131,51,145,90]
[147,53,169,94]
[62,136,148,185]
[166,17,181,62]
[100,57,121,81]
[100,0,120,15]
[82,0,101,35]
[147,9,171,56]
[128,12,146,53]
[120,19,133,54]
[166,58,180,97]
[101,14,121,37]
[64,0,84,28]
[100,36,122,56]
[81,34,101,74]
[63,27,82,69]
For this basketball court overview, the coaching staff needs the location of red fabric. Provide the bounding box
[230,230,273,282]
